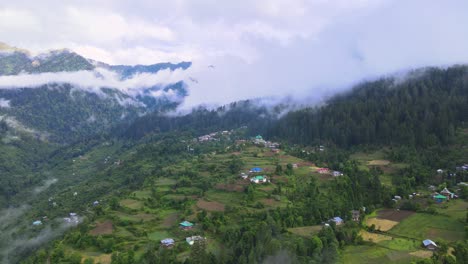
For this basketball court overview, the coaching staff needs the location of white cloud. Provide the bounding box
[0,67,188,99]
[0,98,10,108]
[1,0,468,108]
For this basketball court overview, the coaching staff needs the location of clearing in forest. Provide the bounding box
[288,225,323,237]
[368,159,391,166]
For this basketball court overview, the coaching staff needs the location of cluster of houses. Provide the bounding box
[316,167,343,177]
[432,187,456,203]
[197,130,232,142]
[161,236,206,248]
[239,167,269,184]
[161,220,206,248]
[252,135,281,152]
[325,210,361,227]
[32,212,80,227]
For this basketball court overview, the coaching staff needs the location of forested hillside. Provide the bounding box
[1,64,467,264]
[268,66,468,148]
[116,100,282,139]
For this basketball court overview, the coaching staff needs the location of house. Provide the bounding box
[93,201,99,206]
[317,168,329,174]
[422,239,438,250]
[251,175,267,184]
[250,167,263,173]
[434,194,447,203]
[331,216,344,225]
[437,169,444,174]
[240,173,248,179]
[351,210,360,222]
[32,220,42,226]
[254,135,266,144]
[332,171,343,177]
[440,187,454,200]
[292,164,298,169]
[180,221,194,230]
[161,238,175,247]
[186,236,205,246]
[394,195,402,200]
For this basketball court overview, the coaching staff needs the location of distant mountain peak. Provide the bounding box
[0,42,30,54]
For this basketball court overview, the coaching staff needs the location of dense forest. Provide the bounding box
[269,66,468,148]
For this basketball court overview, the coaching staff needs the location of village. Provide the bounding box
[26,131,468,264]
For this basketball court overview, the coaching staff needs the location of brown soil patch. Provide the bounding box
[366,218,399,231]
[377,209,415,222]
[410,250,433,258]
[197,199,225,212]
[162,212,179,228]
[93,254,111,264]
[215,180,249,192]
[272,175,288,184]
[359,230,392,243]
[90,220,113,236]
[297,162,314,167]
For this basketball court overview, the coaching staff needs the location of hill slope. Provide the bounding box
[0,43,191,142]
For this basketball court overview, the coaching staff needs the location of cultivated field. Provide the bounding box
[90,221,113,236]
[388,213,465,241]
[196,199,225,212]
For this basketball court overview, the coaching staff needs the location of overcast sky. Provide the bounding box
[1,0,468,107]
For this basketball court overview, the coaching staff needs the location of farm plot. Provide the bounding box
[120,199,143,210]
[366,209,414,231]
[197,199,225,212]
[388,213,464,241]
[90,221,113,236]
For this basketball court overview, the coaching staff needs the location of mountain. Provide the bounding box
[0,43,191,142]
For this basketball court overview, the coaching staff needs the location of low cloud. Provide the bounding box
[0,216,83,264]
[0,67,188,100]
[33,178,58,194]
[0,98,10,108]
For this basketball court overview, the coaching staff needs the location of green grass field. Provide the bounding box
[388,213,464,241]
[288,225,323,237]
[147,230,171,241]
[341,244,425,264]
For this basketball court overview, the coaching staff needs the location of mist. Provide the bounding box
[0,67,188,98]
